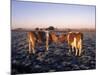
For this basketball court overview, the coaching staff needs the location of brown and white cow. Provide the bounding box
[27,31,49,54]
[67,32,83,56]
[27,31,60,54]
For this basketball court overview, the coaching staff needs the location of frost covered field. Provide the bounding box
[11,31,96,74]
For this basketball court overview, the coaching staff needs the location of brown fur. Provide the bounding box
[49,32,59,44]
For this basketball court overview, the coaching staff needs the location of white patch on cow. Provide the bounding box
[71,37,76,48]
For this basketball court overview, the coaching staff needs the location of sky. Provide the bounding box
[11,0,96,29]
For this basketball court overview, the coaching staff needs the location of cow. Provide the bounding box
[36,30,49,51]
[67,32,83,56]
[27,31,49,54]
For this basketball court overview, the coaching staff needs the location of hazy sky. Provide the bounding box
[11,0,96,29]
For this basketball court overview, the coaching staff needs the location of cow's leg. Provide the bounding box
[79,42,82,56]
[73,37,77,53]
[69,47,71,53]
[32,47,35,54]
[72,46,74,52]
[46,45,49,51]
[75,43,77,56]
[46,38,49,51]
[46,31,49,51]
[71,42,75,53]
[67,43,71,54]
[79,48,81,56]
[77,39,82,56]
[29,42,32,54]
[67,41,71,54]
[75,44,78,56]
[75,48,78,56]
[68,45,71,54]
[31,42,35,54]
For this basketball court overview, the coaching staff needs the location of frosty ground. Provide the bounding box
[11,31,96,74]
